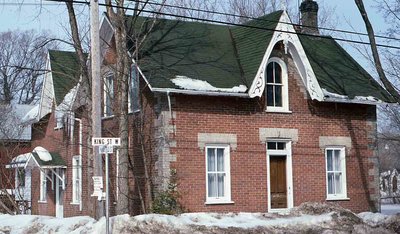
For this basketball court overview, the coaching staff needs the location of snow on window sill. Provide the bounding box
[326,196,350,201]
[128,109,141,114]
[265,109,292,114]
[70,201,80,205]
[102,115,115,120]
[205,200,234,205]
[38,200,47,204]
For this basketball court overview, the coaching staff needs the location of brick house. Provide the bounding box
[103,0,392,213]
[1,104,36,213]
[11,0,395,217]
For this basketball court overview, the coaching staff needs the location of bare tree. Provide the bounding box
[0,30,56,104]
[354,0,400,103]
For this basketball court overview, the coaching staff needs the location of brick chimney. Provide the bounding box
[299,0,319,35]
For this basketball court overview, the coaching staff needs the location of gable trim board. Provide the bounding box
[248,11,323,101]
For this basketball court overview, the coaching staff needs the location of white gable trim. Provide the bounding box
[99,14,115,65]
[248,11,324,101]
[38,53,55,120]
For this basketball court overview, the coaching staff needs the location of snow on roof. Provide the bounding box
[171,76,247,93]
[6,152,31,168]
[32,146,52,162]
[55,84,79,128]
[322,88,382,104]
[21,105,39,123]
[0,104,37,141]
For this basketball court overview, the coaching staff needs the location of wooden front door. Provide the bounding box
[270,156,287,209]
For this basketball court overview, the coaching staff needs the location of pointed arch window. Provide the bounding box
[265,58,289,112]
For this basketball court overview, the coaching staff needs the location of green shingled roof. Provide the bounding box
[31,152,66,167]
[299,35,394,102]
[129,11,281,90]
[126,11,393,102]
[48,50,82,105]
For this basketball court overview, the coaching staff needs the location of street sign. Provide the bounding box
[92,137,121,146]
[91,176,104,201]
[99,145,114,154]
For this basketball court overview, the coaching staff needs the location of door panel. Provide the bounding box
[270,156,287,209]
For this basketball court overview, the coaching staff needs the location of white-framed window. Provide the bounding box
[104,73,114,117]
[205,145,232,204]
[72,156,82,204]
[16,168,25,187]
[265,57,289,112]
[325,147,348,200]
[39,169,47,202]
[128,65,140,113]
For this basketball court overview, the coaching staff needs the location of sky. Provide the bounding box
[0,0,396,72]
[0,1,390,38]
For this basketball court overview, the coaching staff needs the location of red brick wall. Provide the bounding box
[162,53,378,213]
[30,109,94,217]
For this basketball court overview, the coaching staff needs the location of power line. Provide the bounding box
[0,2,63,6]
[131,0,400,42]
[46,0,400,50]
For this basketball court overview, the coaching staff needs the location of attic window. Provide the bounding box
[265,58,290,113]
[103,73,114,117]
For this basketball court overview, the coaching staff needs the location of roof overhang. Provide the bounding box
[5,152,31,169]
[152,88,250,97]
[24,151,66,170]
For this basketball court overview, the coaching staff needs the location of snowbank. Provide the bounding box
[1,203,400,233]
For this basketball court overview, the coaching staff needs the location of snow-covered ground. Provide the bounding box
[381,203,400,215]
[0,203,399,234]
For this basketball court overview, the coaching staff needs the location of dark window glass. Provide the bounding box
[275,86,282,107]
[267,142,276,150]
[267,63,274,83]
[267,85,274,106]
[277,142,285,150]
[275,63,282,83]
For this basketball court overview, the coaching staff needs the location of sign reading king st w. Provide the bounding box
[92,137,121,146]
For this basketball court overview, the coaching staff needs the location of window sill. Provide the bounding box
[128,109,141,114]
[38,200,47,204]
[265,110,292,114]
[326,197,350,201]
[205,200,235,205]
[70,202,81,205]
[102,115,115,120]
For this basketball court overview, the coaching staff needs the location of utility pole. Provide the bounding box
[90,0,103,219]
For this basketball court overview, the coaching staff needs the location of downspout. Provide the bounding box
[167,91,173,120]
[75,118,83,211]
[167,91,175,135]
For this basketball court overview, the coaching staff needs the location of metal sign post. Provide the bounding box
[105,150,110,234]
[92,137,120,234]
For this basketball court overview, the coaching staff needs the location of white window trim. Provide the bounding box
[71,155,82,205]
[266,140,293,212]
[39,170,47,202]
[265,57,290,113]
[205,145,233,205]
[325,147,349,200]
[103,72,114,117]
[128,65,141,113]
